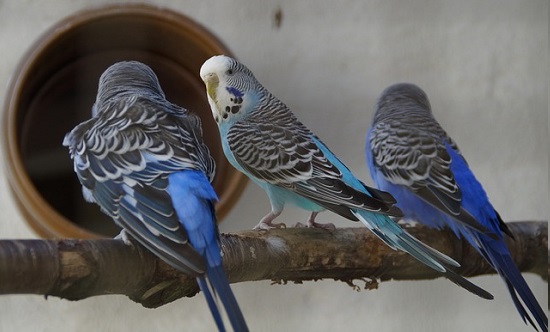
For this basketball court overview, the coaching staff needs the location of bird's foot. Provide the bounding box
[294,212,336,231]
[253,220,287,230]
[114,229,133,246]
[294,220,336,231]
[253,211,285,230]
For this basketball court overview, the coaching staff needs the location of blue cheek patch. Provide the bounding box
[226,87,244,98]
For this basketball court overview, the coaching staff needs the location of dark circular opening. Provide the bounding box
[10,7,235,237]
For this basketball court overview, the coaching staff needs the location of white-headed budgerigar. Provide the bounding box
[366,83,547,331]
[63,61,248,332]
[199,55,493,299]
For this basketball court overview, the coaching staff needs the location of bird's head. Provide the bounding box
[200,55,261,124]
[373,83,433,123]
[94,61,165,115]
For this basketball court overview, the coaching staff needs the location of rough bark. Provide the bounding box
[0,221,546,308]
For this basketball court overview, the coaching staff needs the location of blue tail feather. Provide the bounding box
[197,277,226,332]
[482,238,548,331]
[449,146,547,331]
[353,210,495,299]
[168,170,249,332]
[206,264,249,332]
[353,210,456,272]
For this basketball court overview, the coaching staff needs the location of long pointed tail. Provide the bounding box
[353,210,493,300]
[168,171,248,331]
[202,264,249,332]
[483,241,548,331]
[197,277,227,332]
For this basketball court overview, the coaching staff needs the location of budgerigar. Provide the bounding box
[366,83,547,331]
[199,55,493,299]
[63,61,248,332]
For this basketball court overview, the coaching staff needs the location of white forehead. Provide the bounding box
[200,55,232,78]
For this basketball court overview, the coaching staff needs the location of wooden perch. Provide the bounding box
[0,221,546,309]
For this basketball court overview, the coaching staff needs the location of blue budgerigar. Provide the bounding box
[366,83,547,331]
[63,61,248,332]
[199,55,493,299]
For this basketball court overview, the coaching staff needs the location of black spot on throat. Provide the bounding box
[231,105,241,114]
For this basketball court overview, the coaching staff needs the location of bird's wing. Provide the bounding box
[64,96,214,275]
[369,120,491,234]
[226,111,400,218]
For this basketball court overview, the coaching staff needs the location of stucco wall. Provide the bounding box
[0,1,547,331]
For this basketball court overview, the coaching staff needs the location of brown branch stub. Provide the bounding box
[0,221,546,308]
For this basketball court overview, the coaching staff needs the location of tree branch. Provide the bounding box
[0,221,546,308]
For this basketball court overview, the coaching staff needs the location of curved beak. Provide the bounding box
[203,73,219,101]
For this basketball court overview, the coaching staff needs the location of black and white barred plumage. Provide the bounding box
[64,61,215,275]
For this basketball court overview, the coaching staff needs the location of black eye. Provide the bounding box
[226,69,233,75]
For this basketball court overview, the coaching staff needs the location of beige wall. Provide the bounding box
[0,0,547,331]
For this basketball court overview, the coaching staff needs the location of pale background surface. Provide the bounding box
[0,1,547,331]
